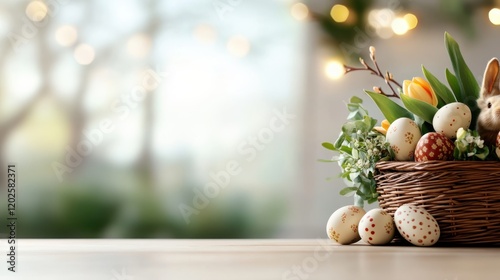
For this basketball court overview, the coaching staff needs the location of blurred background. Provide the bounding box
[0,0,499,238]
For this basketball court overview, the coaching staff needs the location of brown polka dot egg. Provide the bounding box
[432,102,471,139]
[394,204,440,246]
[358,208,395,245]
[414,132,454,161]
[326,205,366,245]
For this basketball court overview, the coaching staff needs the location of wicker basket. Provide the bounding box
[375,161,500,245]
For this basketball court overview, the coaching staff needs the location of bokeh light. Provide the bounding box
[325,60,345,80]
[26,1,48,22]
[392,17,409,35]
[368,9,395,28]
[291,3,308,21]
[55,25,78,47]
[194,24,217,44]
[489,8,500,25]
[330,5,349,23]
[404,13,418,30]
[126,33,152,59]
[227,36,251,57]
[74,44,96,65]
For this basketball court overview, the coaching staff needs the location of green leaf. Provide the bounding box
[422,65,456,104]
[445,68,461,101]
[350,96,363,104]
[421,121,435,134]
[400,94,438,124]
[444,32,480,100]
[339,187,358,196]
[364,90,413,123]
[322,142,335,151]
[333,133,345,149]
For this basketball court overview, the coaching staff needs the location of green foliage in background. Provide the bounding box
[0,183,285,238]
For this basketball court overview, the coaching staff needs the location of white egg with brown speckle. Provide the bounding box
[326,205,366,245]
[386,118,422,161]
[394,204,440,246]
[358,208,395,245]
[433,102,471,139]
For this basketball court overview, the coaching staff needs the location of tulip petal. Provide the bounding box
[408,83,433,104]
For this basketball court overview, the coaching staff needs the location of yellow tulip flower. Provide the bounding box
[374,119,390,135]
[402,77,438,107]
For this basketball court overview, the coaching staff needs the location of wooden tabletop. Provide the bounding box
[2,239,500,280]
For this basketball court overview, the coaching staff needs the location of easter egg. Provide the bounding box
[386,118,422,161]
[414,132,454,161]
[326,205,366,245]
[358,208,395,245]
[394,204,440,246]
[433,102,471,139]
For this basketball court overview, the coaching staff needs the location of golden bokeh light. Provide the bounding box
[74,44,96,65]
[26,1,48,22]
[325,60,345,80]
[404,13,418,29]
[291,3,309,21]
[391,17,409,35]
[55,25,78,47]
[227,36,251,57]
[330,5,349,23]
[489,8,500,25]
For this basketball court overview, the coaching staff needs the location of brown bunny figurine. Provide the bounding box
[477,58,500,147]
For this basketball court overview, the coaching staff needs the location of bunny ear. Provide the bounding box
[481,57,500,98]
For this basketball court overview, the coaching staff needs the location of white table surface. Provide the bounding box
[1,239,500,280]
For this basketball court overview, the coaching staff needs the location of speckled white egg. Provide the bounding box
[326,205,366,245]
[386,118,422,161]
[432,102,471,139]
[358,208,395,245]
[394,204,440,246]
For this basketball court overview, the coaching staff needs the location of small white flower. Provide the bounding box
[465,135,473,143]
[476,138,484,147]
[456,127,466,140]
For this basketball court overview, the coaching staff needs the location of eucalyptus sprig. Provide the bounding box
[322,97,392,207]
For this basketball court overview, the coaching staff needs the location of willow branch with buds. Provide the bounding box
[344,46,402,99]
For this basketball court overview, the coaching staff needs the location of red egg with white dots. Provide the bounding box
[358,209,395,245]
[394,204,440,246]
[414,132,454,161]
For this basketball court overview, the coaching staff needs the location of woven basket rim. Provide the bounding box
[376,160,500,172]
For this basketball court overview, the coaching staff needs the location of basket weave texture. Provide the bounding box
[375,161,500,245]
